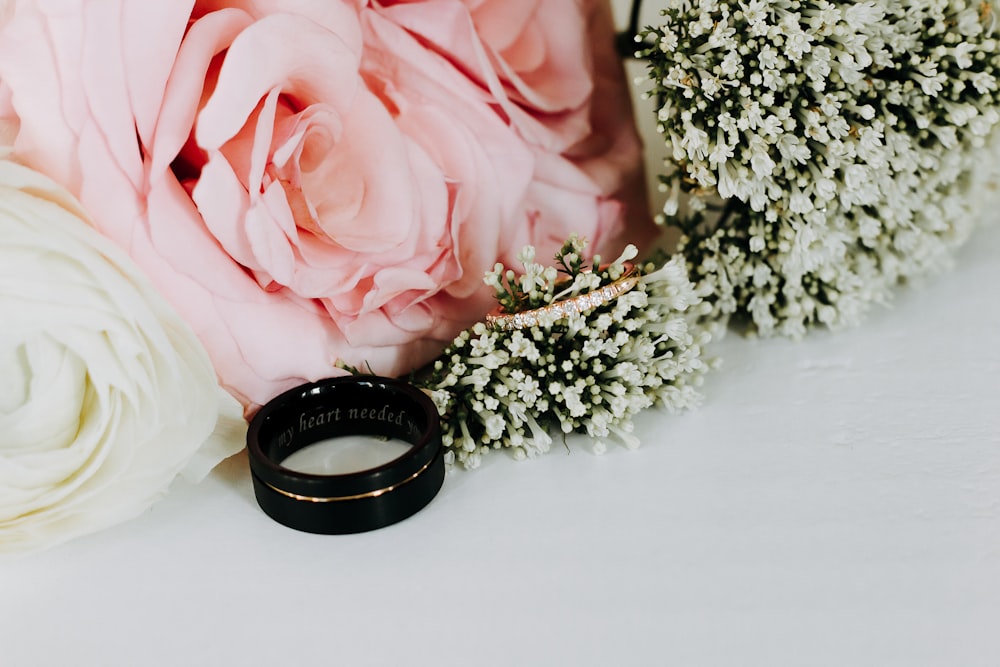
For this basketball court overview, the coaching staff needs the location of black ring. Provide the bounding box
[246,376,445,534]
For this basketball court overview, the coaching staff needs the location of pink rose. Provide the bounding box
[0,0,651,412]
[374,0,654,251]
[375,0,593,151]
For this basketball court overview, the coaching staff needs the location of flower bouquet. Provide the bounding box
[4,0,998,552]
[0,0,685,552]
[633,0,1000,336]
[417,235,710,468]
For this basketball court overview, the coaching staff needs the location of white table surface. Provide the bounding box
[2,219,998,666]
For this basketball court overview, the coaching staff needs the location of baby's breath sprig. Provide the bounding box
[416,236,713,469]
[638,0,1000,337]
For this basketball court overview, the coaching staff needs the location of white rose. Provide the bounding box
[0,153,244,556]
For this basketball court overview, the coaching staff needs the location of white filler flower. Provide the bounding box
[640,0,1000,336]
[418,237,712,468]
[0,154,244,556]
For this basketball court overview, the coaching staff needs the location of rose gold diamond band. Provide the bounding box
[485,263,638,332]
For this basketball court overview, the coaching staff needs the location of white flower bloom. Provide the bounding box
[469,333,494,357]
[952,42,976,69]
[956,8,983,37]
[483,414,505,441]
[659,28,678,52]
[0,156,242,556]
[516,376,542,404]
[582,339,604,358]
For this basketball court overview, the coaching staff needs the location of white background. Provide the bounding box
[3,3,1000,665]
[3,223,998,667]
